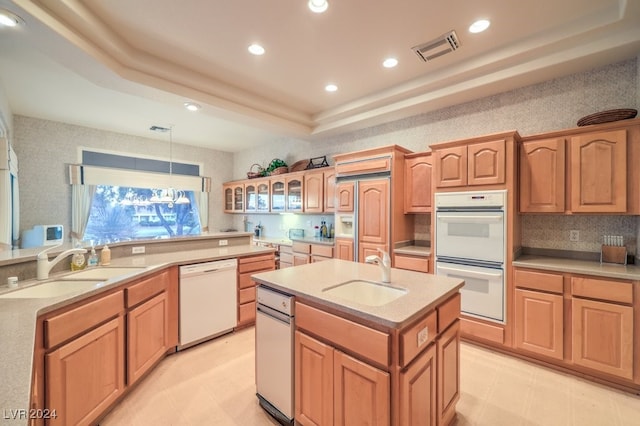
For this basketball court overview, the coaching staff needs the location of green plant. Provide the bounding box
[266,158,287,172]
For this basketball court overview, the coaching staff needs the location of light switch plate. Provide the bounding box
[219,239,228,246]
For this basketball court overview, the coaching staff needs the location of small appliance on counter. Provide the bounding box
[21,224,64,249]
[288,228,304,239]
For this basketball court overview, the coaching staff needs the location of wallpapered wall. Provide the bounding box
[10,57,640,255]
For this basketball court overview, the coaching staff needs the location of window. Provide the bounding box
[83,185,201,243]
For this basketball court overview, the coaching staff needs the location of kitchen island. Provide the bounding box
[252,259,464,426]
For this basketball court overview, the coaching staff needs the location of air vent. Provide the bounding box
[412,30,460,62]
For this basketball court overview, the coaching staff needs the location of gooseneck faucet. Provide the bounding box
[36,245,87,280]
[365,248,391,283]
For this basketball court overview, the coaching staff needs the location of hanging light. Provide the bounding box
[149,125,191,208]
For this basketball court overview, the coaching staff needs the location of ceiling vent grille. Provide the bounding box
[412,30,460,62]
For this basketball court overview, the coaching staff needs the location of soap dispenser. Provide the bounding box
[70,244,87,271]
[100,245,111,266]
[87,247,99,267]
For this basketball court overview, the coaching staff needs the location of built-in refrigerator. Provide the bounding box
[0,138,19,249]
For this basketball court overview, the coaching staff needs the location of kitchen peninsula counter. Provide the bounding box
[0,242,274,426]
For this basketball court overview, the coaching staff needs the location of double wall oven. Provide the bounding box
[435,190,507,324]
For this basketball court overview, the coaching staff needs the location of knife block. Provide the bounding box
[600,245,627,265]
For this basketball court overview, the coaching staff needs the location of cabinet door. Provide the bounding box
[360,242,388,264]
[256,181,270,212]
[294,253,310,266]
[286,177,304,212]
[271,179,286,212]
[223,184,234,212]
[570,130,627,213]
[514,289,564,360]
[127,292,169,385]
[520,138,566,213]
[324,169,337,212]
[334,238,354,261]
[337,182,354,212]
[468,139,505,186]
[400,344,437,426]
[334,350,390,426]
[245,183,257,212]
[434,146,467,188]
[404,155,432,213]
[295,331,334,426]
[233,185,244,212]
[304,172,324,213]
[358,179,389,245]
[437,320,460,426]
[46,316,125,426]
[572,298,633,380]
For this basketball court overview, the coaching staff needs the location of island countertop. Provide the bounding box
[251,259,464,329]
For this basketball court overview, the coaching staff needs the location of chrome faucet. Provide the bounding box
[365,248,391,283]
[36,245,87,280]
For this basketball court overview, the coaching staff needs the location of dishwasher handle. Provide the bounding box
[257,304,292,325]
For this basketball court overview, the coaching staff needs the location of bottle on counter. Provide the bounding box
[87,247,99,267]
[329,223,334,239]
[321,220,328,238]
[71,244,87,271]
[100,245,111,266]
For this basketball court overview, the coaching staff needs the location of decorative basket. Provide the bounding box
[289,159,308,173]
[266,158,288,176]
[247,163,264,179]
[577,108,637,127]
[269,166,289,176]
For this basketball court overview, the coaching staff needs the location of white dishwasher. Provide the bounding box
[179,259,237,350]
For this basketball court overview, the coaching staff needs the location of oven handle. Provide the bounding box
[437,265,503,278]
[437,215,503,223]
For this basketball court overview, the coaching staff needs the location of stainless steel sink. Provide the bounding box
[322,279,407,306]
[62,267,146,280]
[0,280,105,299]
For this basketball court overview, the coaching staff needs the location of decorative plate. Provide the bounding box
[577,108,637,127]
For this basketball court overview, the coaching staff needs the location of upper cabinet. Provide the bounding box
[520,121,640,214]
[324,169,337,212]
[336,182,354,212]
[404,152,432,213]
[433,139,507,188]
[286,175,304,212]
[304,171,324,213]
[223,183,244,213]
[271,178,286,213]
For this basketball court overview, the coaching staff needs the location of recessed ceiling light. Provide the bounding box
[469,19,490,33]
[383,58,398,68]
[0,9,24,28]
[184,102,201,112]
[325,84,338,92]
[308,0,328,13]
[248,44,265,55]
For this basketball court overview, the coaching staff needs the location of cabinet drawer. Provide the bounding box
[238,258,275,273]
[438,293,461,333]
[279,245,293,254]
[45,290,124,349]
[311,244,334,258]
[238,301,256,325]
[292,242,311,254]
[311,255,332,262]
[280,252,293,264]
[514,269,564,294]
[400,309,437,367]
[394,254,429,273]
[126,270,169,307]
[296,302,389,367]
[239,253,275,264]
[239,286,256,304]
[238,272,254,289]
[571,276,633,304]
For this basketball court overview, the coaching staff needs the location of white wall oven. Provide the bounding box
[435,190,507,324]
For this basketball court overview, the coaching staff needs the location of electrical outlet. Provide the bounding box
[219,239,228,246]
[569,230,580,242]
[132,246,145,254]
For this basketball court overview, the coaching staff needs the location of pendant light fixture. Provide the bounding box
[150,125,190,208]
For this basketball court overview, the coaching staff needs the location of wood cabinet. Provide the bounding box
[271,178,286,213]
[324,169,337,212]
[394,253,430,273]
[404,153,432,213]
[286,176,304,212]
[256,180,270,212]
[358,178,389,261]
[45,313,125,426]
[223,183,244,213]
[400,344,437,426]
[304,171,324,213]
[237,253,276,327]
[520,122,640,214]
[519,137,565,213]
[334,238,354,261]
[570,130,627,213]
[295,331,334,426]
[311,244,334,262]
[433,139,505,188]
[279,244,293,269]
[244,182,257,212]
[336,181,354,212]
[437,321,460,426]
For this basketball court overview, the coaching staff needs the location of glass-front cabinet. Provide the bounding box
[245,183,257,212]
[223,183,244,213]
[286,176,303,212]
[271,179,285,212]
[256,181,270,212]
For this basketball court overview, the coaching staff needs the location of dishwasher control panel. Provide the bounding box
[257,285,294,316]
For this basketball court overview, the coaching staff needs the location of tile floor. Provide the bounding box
[100,327,640,426]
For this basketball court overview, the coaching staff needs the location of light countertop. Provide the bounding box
[251,259,463,329]
[253,236,335,246]
[0,243,274,426]
[513,255,640,280]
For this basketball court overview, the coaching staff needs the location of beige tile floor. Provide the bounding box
[100,327,640,426]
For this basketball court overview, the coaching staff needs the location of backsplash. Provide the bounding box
[521,215,639,256]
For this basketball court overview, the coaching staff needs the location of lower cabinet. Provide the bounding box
[334,238,354,261]
[237,253,276,327]
[400,344,437,426]
[394,253,430,273]
[45,316,125,426]
[295,331,390,426]
[514,288,564,360]
[437,321,460,426]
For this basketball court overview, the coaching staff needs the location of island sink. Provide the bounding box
[322,279,407,306]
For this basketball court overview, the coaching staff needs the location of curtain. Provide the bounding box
[70,184,96,243]
[198,192,209,232]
